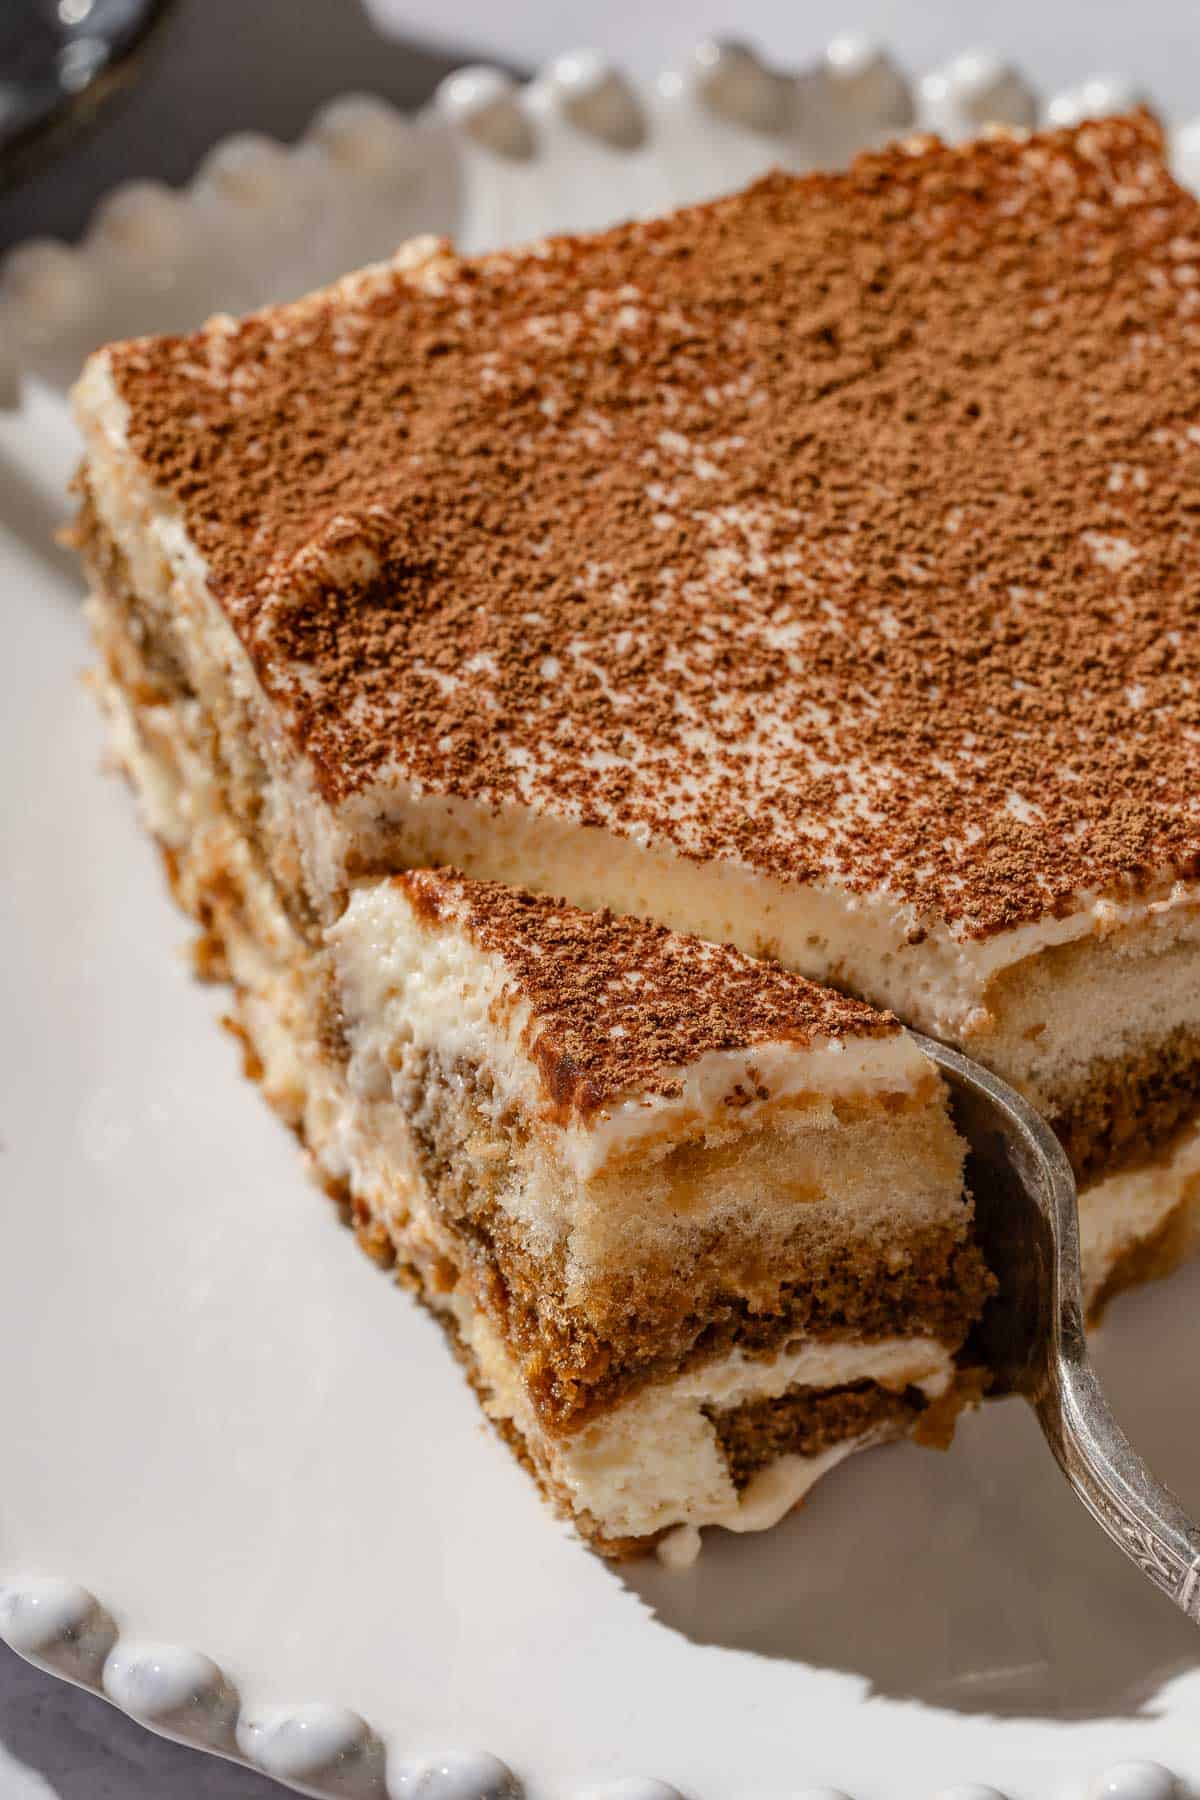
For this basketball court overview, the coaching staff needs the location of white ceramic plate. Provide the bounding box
[4,38,1200,1800]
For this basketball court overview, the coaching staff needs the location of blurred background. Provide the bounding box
[2,0,1199,250]
[1,0,1196,1796]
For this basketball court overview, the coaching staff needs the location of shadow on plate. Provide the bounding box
[621,1261,1200,1722]
[0,1641,280,1800]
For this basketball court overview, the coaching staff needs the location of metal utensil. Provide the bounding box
[0,0,177,194]
[912,1030,1200,1623]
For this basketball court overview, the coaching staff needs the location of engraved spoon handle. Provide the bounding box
[910,1031,1200,1624]
[1037,1320,1200,1619]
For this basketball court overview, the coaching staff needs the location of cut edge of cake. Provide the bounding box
[324,870,989,1556]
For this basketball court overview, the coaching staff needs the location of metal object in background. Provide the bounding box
[0,0,489,251]
[0,0,178,191]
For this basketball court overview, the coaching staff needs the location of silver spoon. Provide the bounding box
[911,1030,1200,1622]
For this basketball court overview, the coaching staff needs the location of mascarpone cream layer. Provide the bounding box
[1079,1118,1200,1308]
[329,880,933,1179]
[455,1296,953,1542]
[346,780,1200,1049]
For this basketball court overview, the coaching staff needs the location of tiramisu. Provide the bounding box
[324,872,984,1553]
[72,110,1200,1545]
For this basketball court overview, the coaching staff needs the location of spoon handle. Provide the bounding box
[910,1029,1200,1624]
[1038,1341,1200,1621]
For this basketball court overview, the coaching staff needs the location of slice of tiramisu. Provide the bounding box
[73,112,1200,1312]
[322,871,986,1555]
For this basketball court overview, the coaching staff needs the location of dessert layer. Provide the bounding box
[454,1298,951,1545]
[83,521,1200,1297]
[78,117,1200,974]
[975,916,1200,1180]
[383,1041,983,1430]
[72,117,1200,1184]
[711,1376,926,1492]
[322,869,985,1431]
[1082,1119,1200,1314]
[84,574,1200,1550]
[79,480,1200,1187]
[331,871,934,1181]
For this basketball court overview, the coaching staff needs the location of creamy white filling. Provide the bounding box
[655,1438,872,1570]
[87,641,188,846]
[329,880,934,1178]
[582,1037,916,1174]
[344,775,1200,1046]
[457,1297,952,1541]
[1079,1118,1200,1306]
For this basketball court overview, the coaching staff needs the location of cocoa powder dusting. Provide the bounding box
[399,869,899,1115]
[107,114,1200,938]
